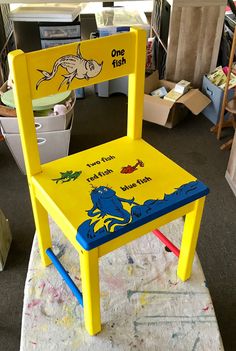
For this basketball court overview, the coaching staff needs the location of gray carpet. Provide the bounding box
[0,88,235,351]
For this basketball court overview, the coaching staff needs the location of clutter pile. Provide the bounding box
[206,65,236,90]
[150,79,191,102]
[143,71,210,128]
[0,78,76,174]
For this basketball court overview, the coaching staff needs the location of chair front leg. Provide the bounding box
[79,247,101,335]
[31,194,52,267]
[177,197,206,281]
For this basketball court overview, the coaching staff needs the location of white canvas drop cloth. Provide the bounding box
[20,218,224,351]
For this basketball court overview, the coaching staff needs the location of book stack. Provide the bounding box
[174,80,191,94]
[164,89,183,102]
[150,87,167,98]
[164,80,191,102]
[207,66,236,90]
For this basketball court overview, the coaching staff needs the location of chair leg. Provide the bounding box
[79,247,101,335]
[31,195,52,267]
[177,197,206,281]
[220,138,233,150]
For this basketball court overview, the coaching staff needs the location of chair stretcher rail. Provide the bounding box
[46,248,83,307]
[153,229,180,257]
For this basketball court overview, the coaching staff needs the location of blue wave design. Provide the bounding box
[76,180,209,250]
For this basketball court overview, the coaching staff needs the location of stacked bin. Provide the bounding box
[93,8,150,97]
[0,86,76,174]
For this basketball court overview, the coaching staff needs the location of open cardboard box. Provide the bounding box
[143,71,211,128]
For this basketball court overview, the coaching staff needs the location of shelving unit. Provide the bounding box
[212,24,236,150]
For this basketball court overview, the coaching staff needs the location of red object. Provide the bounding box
[226,2,236,12]
[223,66,229,75]
[152,229,180,257]
[120,159,144,174]
[202,306,209,312]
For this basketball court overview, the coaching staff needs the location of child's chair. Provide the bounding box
[9,28,209,335]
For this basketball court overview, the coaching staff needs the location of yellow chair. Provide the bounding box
[9,28,209,336]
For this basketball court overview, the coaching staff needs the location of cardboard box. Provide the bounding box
[0,84,76,133]
[1,116,73,174]
[143,71,211,128]
[202,75,234,125]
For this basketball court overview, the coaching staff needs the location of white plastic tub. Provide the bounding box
[0,91,76,134]
[1,116,73,174]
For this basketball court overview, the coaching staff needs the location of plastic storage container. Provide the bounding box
[41,38,80,49]
[0,91,76,133]
[39,22,83,98]
[95,77,128,97]
[39,24,81,39]
[94,8,149,97]
[95,8,150,37]
[1,116,73,174]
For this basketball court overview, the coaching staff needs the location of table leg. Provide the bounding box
[80,247,101,335]
[177,197,206,281]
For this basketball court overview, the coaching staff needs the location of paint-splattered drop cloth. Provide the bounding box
[20,219,224,351]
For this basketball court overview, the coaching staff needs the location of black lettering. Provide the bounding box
[111,49,116,57]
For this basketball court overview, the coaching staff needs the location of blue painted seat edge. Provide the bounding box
[76,180,209,251]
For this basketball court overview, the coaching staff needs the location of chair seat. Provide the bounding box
[32,136,209,250]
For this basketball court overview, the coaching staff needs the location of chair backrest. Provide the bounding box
[8,28,146,177]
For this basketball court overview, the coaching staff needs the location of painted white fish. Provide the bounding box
[36,44,103,90]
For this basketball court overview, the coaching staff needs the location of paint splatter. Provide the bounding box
[202,303,212,312]
[128,255,134,264]
[127,265,133,275]
[202,306,209,312]
[53,243,66,259]
[29,341,37,345]
[192,336,200,351]
[168,279,178,286]
[28,299,41,309]
[140,293,148,306]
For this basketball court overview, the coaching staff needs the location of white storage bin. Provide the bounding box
[41,38,80,49]
[94,8,149,97]
[1,116,73,174]
[95,76,128,97]
[9,4,82,23]
[0,91,75,134]
[39,24,81,39]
